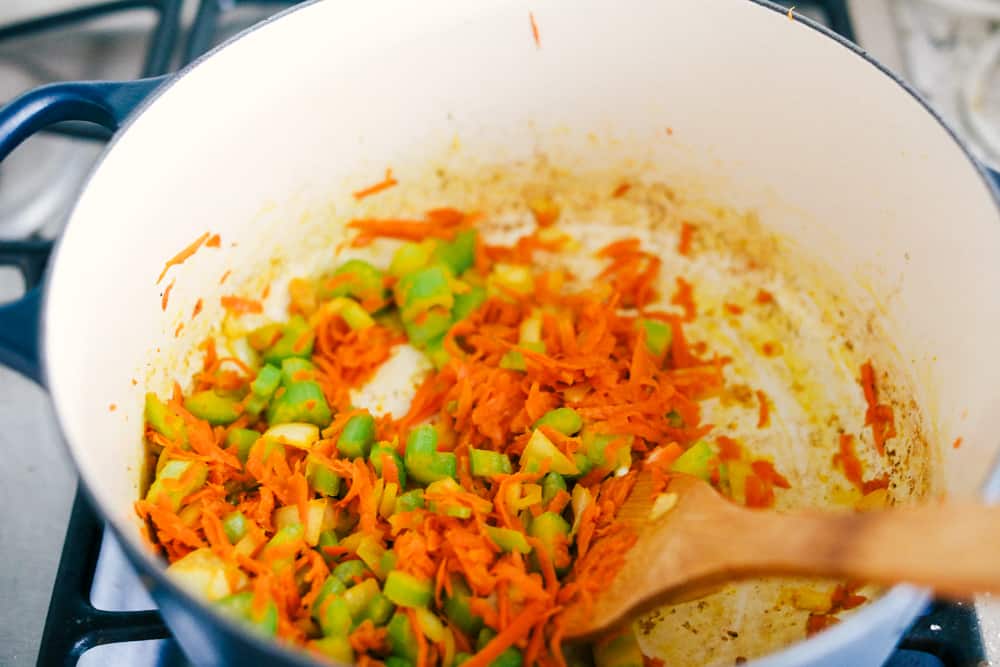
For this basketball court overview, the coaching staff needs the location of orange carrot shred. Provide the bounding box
[353,168,399,200]
[221,295,263,315]
[205,234,221,248]
[161,279,175,311]
[756,389,770,428]
[529,12,540,48]
[157,232,210,284]
[953,437,963,449]
[678,222,695,256]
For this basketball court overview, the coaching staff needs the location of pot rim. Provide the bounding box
[38,0,1000,664]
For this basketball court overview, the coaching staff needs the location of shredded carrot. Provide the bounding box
[859,361,896,455]
[756,389,770,428]
[157,231,210,284]
[221,295,263,315]
[192,298,203,319]
[755,288,774,304]
[161,279,175,311]
[761,341,782,357]
[671,277,696,321]
[953,437,963,449]
[205,234,221,248]
[219,270,232,285]
[724,303,743,316]
[174,322,184,338]
[715,436,742,462]
[463,602,548,667]
[611,182,631,198]
[833,434,864,491]
[529,11,540,48]
[353,168,398,200]
[677,222,695,256]
[348,209,469,247]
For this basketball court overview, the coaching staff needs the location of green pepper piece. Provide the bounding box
[261,524,303,573]
[666,410,684,428]
[333,559,370,585]
[145,460,208,512]
[144,393,186,443]
[387,611,419,661]
[252,363,283,396]
[403,307,453,346]
[485,526,532,554]
[385,658,415,667]
[432,229,477,276]
[335,297,376,330]
[381,550,398,575]
[638,318,672,359]
[266,381,331,427]
[317,530,339,566]
[313,575,348,620]
[469,448,513,477]
[312,634,355,661]
[338,412,376,459]
[592,628,644,667]
[669,440,714,481]
[214,591,278,637]
[583,430,633,471]
[499,341,546,371]
[307,455,341,496]
[320,259,386,305]
[184,390,242,425]
[405,426,457,485]
[248,323,282,351]
[394,489,425,514]
[529,511,571,575]
[534,407,583,436]
[383,570,433,608]
[359,592,396,627]
[520,428,579,475]
[492,648,524,667]
[571,452,593,479]
[477,627,497,651]
[370,443,407,487]
[226,428,259,464]
[396,265,454,321]
[541,472,567,506]
[443,577,483,637]
[454,655,472,666]
[356,535,388,580]
[343,578,380,618]
[279,358,315,385]
[221,511,248,544]
[262,315,314,365]
[423,334,451,370]
[452,284,488,321]
[390,240,437,278]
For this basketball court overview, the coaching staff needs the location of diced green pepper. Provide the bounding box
[394,489,425,514]
[529,511,571,575]
[337,412,376,459]
[312,634,355,661]
[443,577,483,637]
[638,318,672,359]
[184,390,242,426]
[359,592,396,627]
[452,284,487,321]
[226,428,259,464]
[145,460,208,512]
[485,526,532,554]
[470,448,513,477]
[317,530,339,566]
[534,407,583,436]
[499,341,546,372]
[432,229,477,275]
[542,472,567,506]
[404,425,457,485]
[313,575,348,619]
[381,550,398,575]
[356,535,388,580]
[261,524,303,573]
[385,658,415,667]
[307,455,341,496]
[384,570,433,608]
[248,323,282,351]
[266,381,331,427]
[279,358,314,385]
[252,363,283,396]
[214,591,278,637]
[583,430,633,471]
[390,240,437,278]
[455,654,472,666]
[261,315,314,365]
[370,443,407,487]
[144,393,186,443]
[333,560,370,585]
[343,578,380,618]
[404,307,453,346]
[396,265,454,321]
[477,628,497,650]
[320,259,386,305]
[592,628,644,667]
[388,611,419,661]
[492,648,524,667]
[423,334,451,370]
[669,440,715,481]
[221,511,248,544]
[520,429,579,475]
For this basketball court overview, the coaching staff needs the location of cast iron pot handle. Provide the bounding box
[0,76,166,384]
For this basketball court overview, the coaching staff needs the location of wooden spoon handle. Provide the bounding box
[731,501,1000,597]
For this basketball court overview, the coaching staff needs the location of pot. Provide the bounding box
[0,1,998,665]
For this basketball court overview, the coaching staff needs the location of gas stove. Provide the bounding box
[0,1,996,666]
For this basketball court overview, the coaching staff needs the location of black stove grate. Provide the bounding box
[1,0,984,665]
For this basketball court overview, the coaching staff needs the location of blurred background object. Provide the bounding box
[0,1,995,666]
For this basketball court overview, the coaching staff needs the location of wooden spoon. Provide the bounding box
[561,473,1000,640]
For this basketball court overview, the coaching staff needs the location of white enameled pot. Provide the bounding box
[0,1,998,665]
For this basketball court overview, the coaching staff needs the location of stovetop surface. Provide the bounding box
[0,1,996,666]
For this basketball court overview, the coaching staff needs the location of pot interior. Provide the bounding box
[42,0,1000,664]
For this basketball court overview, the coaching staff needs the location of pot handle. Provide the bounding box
[0,76,167,385]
